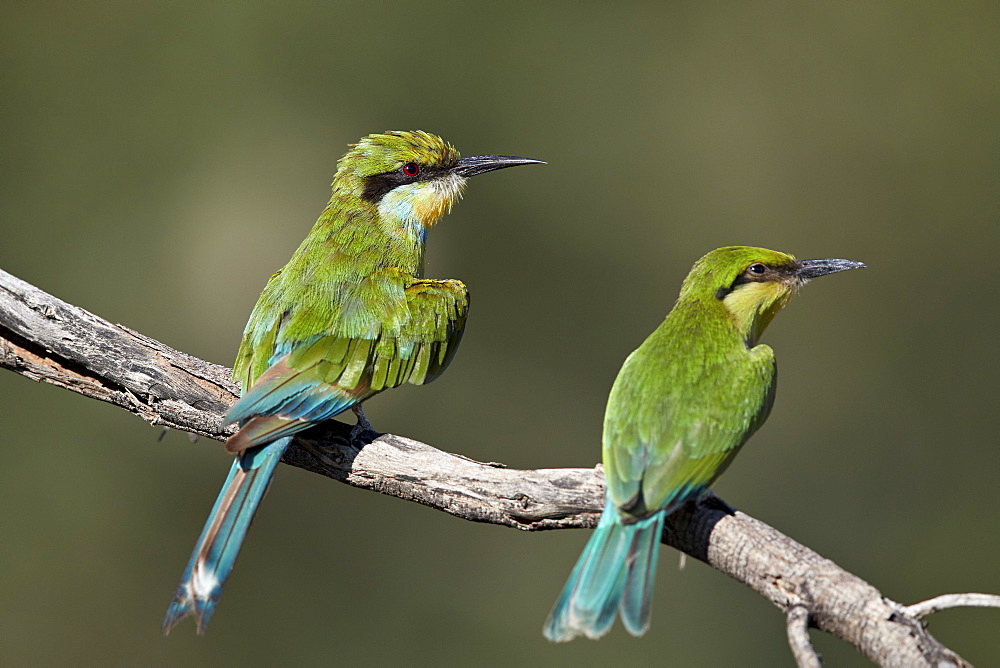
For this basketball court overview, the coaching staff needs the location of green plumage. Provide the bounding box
[233,132,465,396]
[225,132,475,451]
[603,248,789,514]
[545,246,864,641]
[164,131,541,633]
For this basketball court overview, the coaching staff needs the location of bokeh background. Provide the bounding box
[2,2,997,665]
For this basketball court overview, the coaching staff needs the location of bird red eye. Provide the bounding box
[402,162,420,176]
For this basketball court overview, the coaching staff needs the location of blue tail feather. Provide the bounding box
[620,512,665,636]
[163,436,292,634]
[544,500,665,642]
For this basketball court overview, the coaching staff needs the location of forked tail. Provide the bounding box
[544,500,665,642]
[162,436,292,634]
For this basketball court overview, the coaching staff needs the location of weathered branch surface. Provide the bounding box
[1,266,994,666]
[787,606,821,668]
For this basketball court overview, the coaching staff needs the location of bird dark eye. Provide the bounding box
[749,263,767,274]
[402,162,420,176]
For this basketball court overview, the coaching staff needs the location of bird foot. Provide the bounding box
[348,404,381,445]
[698,490,737,515]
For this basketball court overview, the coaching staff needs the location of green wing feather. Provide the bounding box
[324,277,468,391]
[225,276,468,447]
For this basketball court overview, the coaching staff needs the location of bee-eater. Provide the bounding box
[163,130,542,634]
[543,246,864,642]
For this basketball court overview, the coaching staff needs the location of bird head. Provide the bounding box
[681,246,865,346]
[333,130,542,229]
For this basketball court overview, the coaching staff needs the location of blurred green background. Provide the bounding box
[2,2,997,665]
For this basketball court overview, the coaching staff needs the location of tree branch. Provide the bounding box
[901,593,1000,620]
[786,606,821,668]
[1,266,993,666]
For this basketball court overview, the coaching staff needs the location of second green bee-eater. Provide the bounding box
[544,246,864,641]
[163,130,541,634]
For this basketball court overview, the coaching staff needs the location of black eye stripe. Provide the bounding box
[732,267,764,288]
[359,163,449,203]
[361,171,413,202]
[718,263,786,298]
[716,262,797,299]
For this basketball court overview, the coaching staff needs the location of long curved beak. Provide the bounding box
[452,155,545,177]
[795,258,867,281]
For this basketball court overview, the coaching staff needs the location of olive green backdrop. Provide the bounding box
[1,2,997,665]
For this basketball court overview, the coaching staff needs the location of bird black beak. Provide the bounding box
[794,258,867,280]
[452,155,545,177]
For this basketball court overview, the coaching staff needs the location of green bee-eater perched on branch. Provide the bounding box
[544,246,864,642]
[163,131,542,634]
